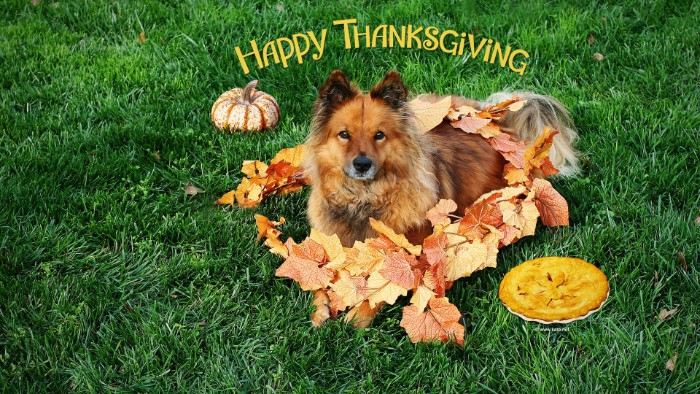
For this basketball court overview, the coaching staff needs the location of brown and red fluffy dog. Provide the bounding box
[305,70,579,247]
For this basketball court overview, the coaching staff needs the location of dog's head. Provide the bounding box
[307,70,414,181]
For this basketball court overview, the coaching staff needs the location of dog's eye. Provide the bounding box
[374,131,385,141]
[338,130,350,140]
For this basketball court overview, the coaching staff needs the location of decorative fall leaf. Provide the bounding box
[410,285,436,312]
[487,133,526,168]
[408,95,452,133]
[255,214,285,241]
[400,296,464,345]
[524,127,559,174]
[422,232,448,267]
[271,145,308,167]
[370,218,422,256]
[425,199,458,227]
[499,198,539,238]
[365,271,408,308]
[506,100,527,112]
[447,105,479,121]
[216,144,310,208]
[380,250,418,290]
[328,240,385,276]
[503,163,530,185]
[330,270,369,309]
[255,215,288,257]
[531,178,569,226]
[234,178,264,207]
[275,238,333,291]
[459,200,504,241]
[450,116,492,135]
[310,229,346,266]
[216,190,235,205]
[424,257,447,297]
[241,160,269,178]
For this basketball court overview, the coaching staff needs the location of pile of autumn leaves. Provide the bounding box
[217,97,569,346]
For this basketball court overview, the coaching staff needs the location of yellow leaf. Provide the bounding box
[310,228,346,266]
[215,190,236,206]
[270,144,307,167]
[425,199,458,227]
[410,285,436,313]
[241,160,269,178]
[408,95,452,133]
[330,270,368,308]
[327,240,385,276]
[445,238,489,281]
[369,218,422,256]
[365,272,408,308]
[447,105,479,121]
[507,100,527,112]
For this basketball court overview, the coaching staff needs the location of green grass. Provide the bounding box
[1,0,699,391]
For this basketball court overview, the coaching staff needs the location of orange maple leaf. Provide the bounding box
[254,214,288,257]
[365,272,408,308]
[216,144,310,208]
[423,257,447,297]
[330,269,369,309]
[380,250,418,290]
[487,133,526,168]
[275,238,333,291]
[450,116,491,135]
[503,163,529,185]
[499,198,539,238]
[458,200,503,241]
[400,296,464,346]
[531,178,570,226]
[425,199,458,227]
[369,218,422,256]
[328,240,385,276]
[254,214,285,241]
[422,232,448,267]
[524,127,559,174]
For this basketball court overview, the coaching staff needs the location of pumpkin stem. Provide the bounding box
[241,80,259,103]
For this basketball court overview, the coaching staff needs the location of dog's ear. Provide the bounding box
[370,70,408,108]
[317,70,358,110]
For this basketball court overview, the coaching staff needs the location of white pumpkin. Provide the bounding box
[211,80,280,132]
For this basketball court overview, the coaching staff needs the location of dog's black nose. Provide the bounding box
[352,156,373,173]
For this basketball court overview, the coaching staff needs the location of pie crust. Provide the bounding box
[499,257,609,324]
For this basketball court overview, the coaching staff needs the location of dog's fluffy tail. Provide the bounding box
[483,92,580,176]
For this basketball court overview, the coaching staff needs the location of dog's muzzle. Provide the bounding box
[344,156,378,180]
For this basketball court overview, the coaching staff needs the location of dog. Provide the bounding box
[305,70,579,248]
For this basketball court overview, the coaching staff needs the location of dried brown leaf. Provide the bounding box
[658,307,679,321]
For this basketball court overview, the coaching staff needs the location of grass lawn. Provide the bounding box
[1,0,699,391]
